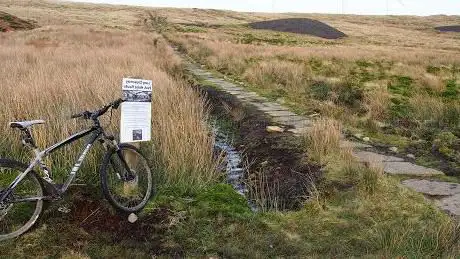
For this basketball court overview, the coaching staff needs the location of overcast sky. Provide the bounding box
[69,0,460,16]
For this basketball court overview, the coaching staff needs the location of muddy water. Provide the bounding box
[212,124,257,211]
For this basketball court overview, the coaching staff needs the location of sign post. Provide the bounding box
[120,78,152,205]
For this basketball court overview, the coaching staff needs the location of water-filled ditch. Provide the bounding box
[212,122,257,211]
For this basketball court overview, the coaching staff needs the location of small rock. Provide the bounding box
[128,213,138,223]
[389,147,398,153]
[276,98,286,104]
[363,137,370,142]
[354,133,364,139]
[407,154,416,159]
[266,126,284,133]
[376,121,388,128]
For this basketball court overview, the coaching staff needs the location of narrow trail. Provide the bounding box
[175,48,460,218]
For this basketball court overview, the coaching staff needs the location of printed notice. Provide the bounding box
[120,78,152,143]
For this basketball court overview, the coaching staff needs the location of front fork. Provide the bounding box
[100,135,134,181]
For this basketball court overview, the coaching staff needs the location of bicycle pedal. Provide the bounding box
[58,206,71,214]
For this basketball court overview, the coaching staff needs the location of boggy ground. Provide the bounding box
[166,11,460,178]
[201,85,321,210]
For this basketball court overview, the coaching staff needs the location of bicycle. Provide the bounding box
[0,98,153,241]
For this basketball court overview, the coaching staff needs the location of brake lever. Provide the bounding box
[82,111,92,120]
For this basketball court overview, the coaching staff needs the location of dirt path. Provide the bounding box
[177,50,460,217]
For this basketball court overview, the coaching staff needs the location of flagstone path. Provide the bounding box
[181,55,459,217]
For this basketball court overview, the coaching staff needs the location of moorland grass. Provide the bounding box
[0,1,459,257]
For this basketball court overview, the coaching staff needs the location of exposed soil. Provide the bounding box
[200,85,321,210]
[40,188,183,257]
[435,25,460,32]
[0,11,37,32]
[248,18,346,39]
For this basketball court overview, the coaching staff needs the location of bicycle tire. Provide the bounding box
[0,158,44,241]
[100,144,153,213]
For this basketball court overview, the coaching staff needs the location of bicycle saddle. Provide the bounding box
[9,120,45,129]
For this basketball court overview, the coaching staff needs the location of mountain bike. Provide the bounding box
[0,98,153,241]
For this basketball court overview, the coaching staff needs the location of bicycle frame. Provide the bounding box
[0,125,109,203]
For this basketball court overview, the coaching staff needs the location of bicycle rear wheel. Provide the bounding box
[0,158,44,241]
[100,144,153,213]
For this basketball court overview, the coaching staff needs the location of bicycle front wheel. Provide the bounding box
[0,158,44,241]
[100,144,153,213]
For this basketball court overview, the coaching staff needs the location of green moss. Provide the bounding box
[237,32,298,45]
[309,81,332,101]
[442,79,459,100]
[174,24,207,33]
[193,184,252,217]
[388,76,413,96]
[309,58,323,71]
[426,65,441,75]
[433,131,459,159]
[389,96,411,119]
[337,81,364,109]
[356,60,373,68]
[2,14,13,21]
[441,103,460,128]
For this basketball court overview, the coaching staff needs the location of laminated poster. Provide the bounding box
[120,78,152,143]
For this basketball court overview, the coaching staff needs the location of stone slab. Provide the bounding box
[272,116,308,124]
[339,140,372,149]
[221,85,243,90]
[207,78,226,85]
[287,127,311,135]
[227,90,246,95]
[253,104,289,112]
[437,193,460,216]
[248,96,268,102]
[266,110,298,117]
[289,120,313,128]
[235,93,259,99]
[383,162,444,176]
[402,179,460,196]
[353,151,404,163]
[263,102,289,109]
[220,83,242,90]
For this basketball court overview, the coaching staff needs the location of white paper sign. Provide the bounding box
[120,78,152,143]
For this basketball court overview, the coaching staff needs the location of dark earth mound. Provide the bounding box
[0,11,37,32]
[249,18,346,39]
[435,25,460,32]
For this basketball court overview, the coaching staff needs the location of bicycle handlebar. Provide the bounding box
[71,98,124,120]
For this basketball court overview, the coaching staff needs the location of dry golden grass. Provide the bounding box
[168,12,458,151]
[0,21,217,186]
[421,73,445,93]
[408,93,446,122]
[1,0,141,28]
[243,60,307,91]
[364,82,391,121]
[304,118,342,164]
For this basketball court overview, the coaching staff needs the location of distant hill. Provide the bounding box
[435,25,460,32]
[248,18,347,39]
[0,11,37,32]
